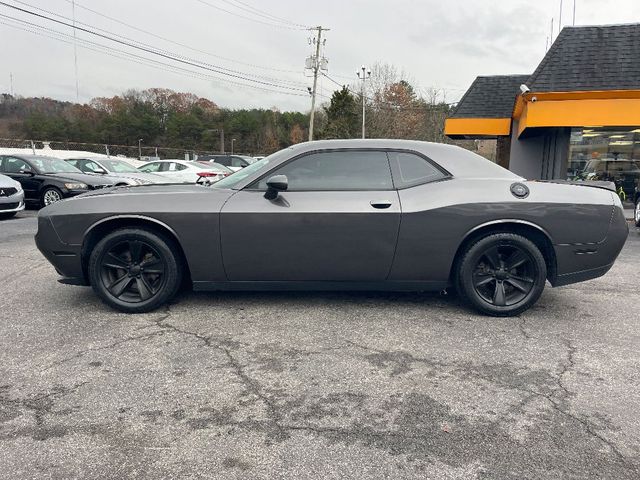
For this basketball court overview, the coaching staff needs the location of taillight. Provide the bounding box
[198,172,216,177]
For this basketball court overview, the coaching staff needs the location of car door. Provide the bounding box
[0,156,41,201]
[220,149,401,281]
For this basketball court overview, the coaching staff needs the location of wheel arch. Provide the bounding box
[450,220,557,284]
[80,215,192,285]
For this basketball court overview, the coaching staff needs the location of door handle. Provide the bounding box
[370,200,392,209]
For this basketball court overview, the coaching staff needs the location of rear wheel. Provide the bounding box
[88,228,182,313]
[456,233,547,317]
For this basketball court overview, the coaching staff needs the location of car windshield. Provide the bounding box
[212,149,291,189]
[101,159,139,173]
[31,157,82,174]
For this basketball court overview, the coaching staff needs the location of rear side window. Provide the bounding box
[388,151,446,188]
[140,162,161,173]
[253,150,393,191]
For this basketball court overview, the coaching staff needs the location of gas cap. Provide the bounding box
[510,182,530,199]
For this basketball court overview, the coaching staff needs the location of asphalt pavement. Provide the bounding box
[1,209,639,479]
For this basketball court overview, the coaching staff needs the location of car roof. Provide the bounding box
[280,139,521,180]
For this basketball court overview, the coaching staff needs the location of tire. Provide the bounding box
[41,187,63,208]
[456,233,547,317]
[88,228,182,313]
[0,211,17,220]
[635,198,640,228]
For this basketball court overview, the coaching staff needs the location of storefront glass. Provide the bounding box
[567,128,640,199]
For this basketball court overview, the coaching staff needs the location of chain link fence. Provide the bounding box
[0,138,247,161]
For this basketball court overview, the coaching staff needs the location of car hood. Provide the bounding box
[73,182,232,199]
[43,172,116,185]
[0,174,20,188]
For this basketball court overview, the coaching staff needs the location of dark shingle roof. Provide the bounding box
[450,75,530,118]
[527,24,640,91]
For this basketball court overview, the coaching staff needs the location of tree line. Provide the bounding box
[0,63,465,156]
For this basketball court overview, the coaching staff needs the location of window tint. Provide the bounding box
[140,162,161,173]
[254,150,393,191]
[1,157,31,174]
[388,152,446,188]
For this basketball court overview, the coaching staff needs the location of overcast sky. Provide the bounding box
[1,0,639,111]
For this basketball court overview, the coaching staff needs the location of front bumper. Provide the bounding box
[0,192,25,213]
[35,215,88,285]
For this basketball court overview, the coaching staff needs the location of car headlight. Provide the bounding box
[13,181,22,192]
[64,182,88,190]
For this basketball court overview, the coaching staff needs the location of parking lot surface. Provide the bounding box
[1,210,640,479]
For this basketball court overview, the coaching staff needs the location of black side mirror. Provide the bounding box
[264,175,288,200]
[95,168,108,175]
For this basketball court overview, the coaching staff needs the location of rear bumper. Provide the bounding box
[35,215,88,285]
[551,206,628,287]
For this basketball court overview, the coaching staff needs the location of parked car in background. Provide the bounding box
[65,157,169,185]
[0,155,116,207]
[0,173,25,219]
[197,154,255,171]
[35,140,628,316]
[137,160,231,183]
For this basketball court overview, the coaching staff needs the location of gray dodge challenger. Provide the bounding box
[35,140,628,316]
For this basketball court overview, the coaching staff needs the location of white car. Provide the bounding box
[65,157,170,185]
[0,173,25,219]
[137,160,232,183]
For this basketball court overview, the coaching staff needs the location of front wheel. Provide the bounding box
[88,228,182,313]
[635,198,640,227]
[41,187,63,207]
[456,233,547,317]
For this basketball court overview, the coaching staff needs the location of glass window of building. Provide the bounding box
[567,128,640,199]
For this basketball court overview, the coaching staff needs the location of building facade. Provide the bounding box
[445,24,640,198]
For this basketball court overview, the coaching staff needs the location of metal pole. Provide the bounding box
[220,128,224,153]
[573,0,576,25]
[138,139,142,160]
[308,26,325,141]
[361,67,366,139]
[559,0,563,33]
[231,138,235,155]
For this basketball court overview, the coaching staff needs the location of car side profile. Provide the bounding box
[35,140,628,316]
[137,159,231,183]
[65,157,169,185]
[198,154,254,171]
[0,154,116,207]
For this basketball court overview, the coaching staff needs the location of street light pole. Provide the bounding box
[231,138,236,155]
[138,138,143,160]
[357,65,371,139]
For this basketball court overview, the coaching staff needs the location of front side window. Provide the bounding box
[231,157,248,168]
[388,151,446,188]
[253,150,393,191]
[0,157,31,174]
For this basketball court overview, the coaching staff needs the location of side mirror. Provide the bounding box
[94,168,108,175]
[19,169,34,176]
[264,175,288,200]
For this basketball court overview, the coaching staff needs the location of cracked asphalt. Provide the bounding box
[1,210,640,479]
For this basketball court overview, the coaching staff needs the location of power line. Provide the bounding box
[217,0,309,28]
[194,0,307,30]
[8,0,307,87]
[58,0,304,74]
[0,2,308,93]
[0,14,309,97]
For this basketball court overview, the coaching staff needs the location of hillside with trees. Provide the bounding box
[0,63,465,157]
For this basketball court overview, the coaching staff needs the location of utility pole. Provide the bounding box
[357,65,371,139]
[138,138,143,160]
[9,72,13,96]
[231,138,236,155]
[559,0,563,33]
[573,0,576,25]
[219,128,224,153]
[307,26,329,141]
[550,17,554,43]
[71,0,79,102]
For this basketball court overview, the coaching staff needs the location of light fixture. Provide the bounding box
[608,134,627,139]
[631,129,640,133]
[609,141,633,146]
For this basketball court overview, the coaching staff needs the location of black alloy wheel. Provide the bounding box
[457,233,547,316]
[89,228,181,313]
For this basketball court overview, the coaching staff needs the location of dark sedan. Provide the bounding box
[35,140,628,316]
[0,154,116,207]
